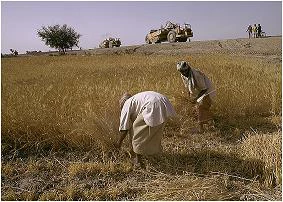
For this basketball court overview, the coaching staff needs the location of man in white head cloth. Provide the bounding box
[117,91,176,168]
[177,61,216,133]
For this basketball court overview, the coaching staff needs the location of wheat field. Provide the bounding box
[1,51,282,200]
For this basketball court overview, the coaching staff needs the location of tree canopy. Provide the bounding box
[37,24,81,54]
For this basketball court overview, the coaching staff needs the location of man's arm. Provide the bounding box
[194,72,208,103]
[117,130,128,149]
[190,89,207,104]
[180,75,191,97]
[197,89,208,100]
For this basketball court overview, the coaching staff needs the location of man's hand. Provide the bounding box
[190,98,197,104]
[116,130,128,150]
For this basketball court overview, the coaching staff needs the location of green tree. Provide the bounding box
[37,24,81,54]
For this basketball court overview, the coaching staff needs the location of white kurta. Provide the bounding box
[119,91,176,131]
[181,68,216,102]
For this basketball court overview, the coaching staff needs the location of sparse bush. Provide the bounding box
[37,24,81,54]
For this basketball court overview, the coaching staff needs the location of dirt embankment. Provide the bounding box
[78,36,281,58]
[19,36,281,60]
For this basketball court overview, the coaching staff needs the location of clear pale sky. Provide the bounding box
[1,1,282,54]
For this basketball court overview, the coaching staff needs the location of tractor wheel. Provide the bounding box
[145,36,151,44]
[178,38,187,42]
[152,38,158,44]
[167,31,177,43]
[109,41,113,48]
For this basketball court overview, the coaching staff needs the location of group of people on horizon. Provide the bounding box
[246,23,263,38]
[117,61,216,168]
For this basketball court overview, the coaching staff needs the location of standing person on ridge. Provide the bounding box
[246,24,253,38]
[177,61,216,133]
[117,91,176,168]
[252,24,258,38]
[257,23,262,38]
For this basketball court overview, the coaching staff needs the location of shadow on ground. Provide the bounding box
[213,114,280,143]
[146,149,276,186]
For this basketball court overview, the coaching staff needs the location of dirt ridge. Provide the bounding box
[82,36,282,57]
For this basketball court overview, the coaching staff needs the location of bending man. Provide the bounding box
[117,91,176,167]
[177,61,216,133]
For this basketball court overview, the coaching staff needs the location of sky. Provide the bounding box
[1,1,282,54]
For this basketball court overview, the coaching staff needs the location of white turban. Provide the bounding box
[176,61,190,72]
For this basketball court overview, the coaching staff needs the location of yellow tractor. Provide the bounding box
[145,21,193,44]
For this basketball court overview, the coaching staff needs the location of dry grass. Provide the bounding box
[1,51,281,200]
[240,131,282,186]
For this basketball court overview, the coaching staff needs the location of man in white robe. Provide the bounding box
[177,61,216,133]
[117,91,176,167]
